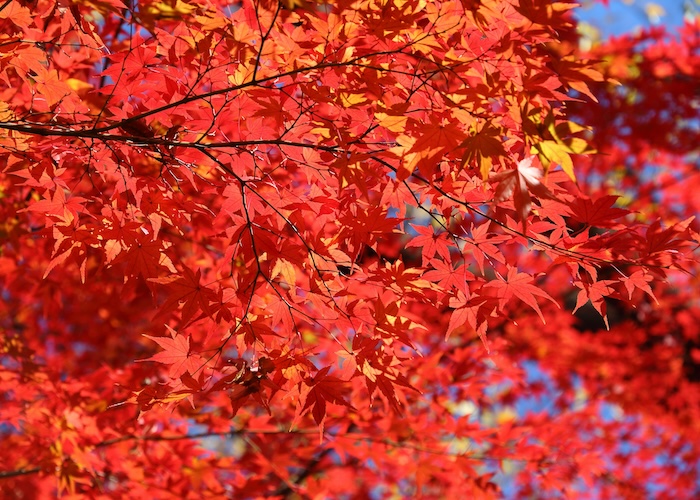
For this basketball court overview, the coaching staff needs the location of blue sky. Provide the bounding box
[575,0,697,38]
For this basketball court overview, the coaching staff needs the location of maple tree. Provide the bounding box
[1,0,699,496]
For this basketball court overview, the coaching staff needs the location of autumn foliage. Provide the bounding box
[1,0,699,496]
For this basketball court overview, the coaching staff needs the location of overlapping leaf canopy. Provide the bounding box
[1,0,698,496]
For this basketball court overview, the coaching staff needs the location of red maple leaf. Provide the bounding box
[405,224,453,266]
[298,366,353,431]
[423,258,472,297]
[573,279,617,329]
[22,189,87,226]
[568,195,630,228]
[446,290,489,349]
[140,326,204,379]
[153,266,219,325]
[112,232,176,282]
[621,270,657,303]
[465,223,509,275]
[483,266,558,323]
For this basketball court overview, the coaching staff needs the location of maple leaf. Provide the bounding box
[112,233,178,283]
[446,290,489,350]
[405,224,453,266]
[266,294,294,332]
[573,279,617,330]
[152,267,219,325]
[0,1,32,26]
[228,382,260,418]
[373,298,424,349]
[232,368,277,418]
[140,326,204,379]
[465,223,509,275]
[483,267,558,324]
[405,118,465,179]
[621,270,658,303]
[423,258,472,297]
[22,189,87,226]
[643,217,695,265]
[32,66,71,107]
[298,366,353,435]
[460,123,508,179]
[568,195,630,228]
[491,156,561,231]
[270,258,297,295]
[355,339,419,414]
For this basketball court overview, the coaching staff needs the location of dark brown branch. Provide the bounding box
[0,123,345,153]
[0,467,42,480]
